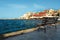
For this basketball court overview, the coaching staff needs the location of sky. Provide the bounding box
[0,0,60,18]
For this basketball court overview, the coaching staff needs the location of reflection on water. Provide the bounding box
[5,24,60,40]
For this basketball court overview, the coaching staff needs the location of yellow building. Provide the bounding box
[20,12,33,19]
[57,9,60,16]
[48,9,55,16]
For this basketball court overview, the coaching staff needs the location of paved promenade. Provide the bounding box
[5,24,60,40]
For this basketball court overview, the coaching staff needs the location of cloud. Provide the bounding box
[7,4,27,9]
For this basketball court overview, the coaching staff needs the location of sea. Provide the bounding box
[0,19,42,34]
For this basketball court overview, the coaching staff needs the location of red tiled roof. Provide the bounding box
[33,12,46,16]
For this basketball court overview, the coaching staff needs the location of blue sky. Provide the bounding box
[0,0,60,18]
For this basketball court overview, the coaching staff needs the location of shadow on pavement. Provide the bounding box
[0,34,5,40]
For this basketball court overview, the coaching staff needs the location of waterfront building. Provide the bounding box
[48,9,55,16]
[30,12,47,19]
[20,12,33,19]
[57,9,60,16]
[20,9,60,19]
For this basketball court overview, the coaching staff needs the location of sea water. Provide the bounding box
[0,19,42,34]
